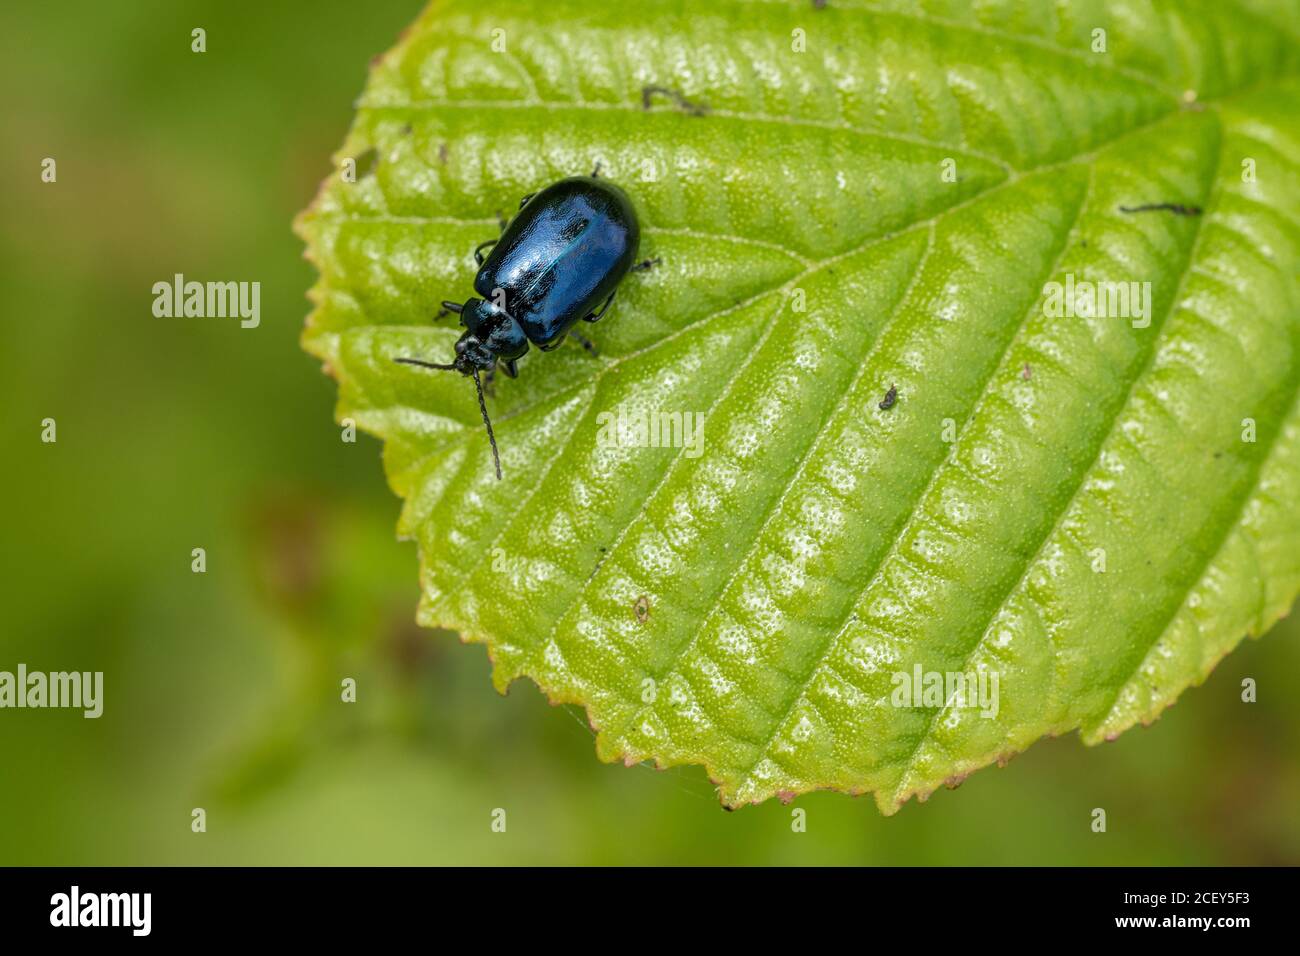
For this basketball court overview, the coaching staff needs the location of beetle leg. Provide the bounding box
[501,358,519,378]
[631,256,661,273]
[583,291,616,323]
[474,239,498,265]
[591,161,603,178]
[482,365,497,397]
[569,331,599,356]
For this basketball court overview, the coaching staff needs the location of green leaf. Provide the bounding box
[297,0,1300,812]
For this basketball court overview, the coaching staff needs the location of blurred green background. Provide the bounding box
[2,1,1297,865]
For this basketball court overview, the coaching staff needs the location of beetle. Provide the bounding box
[396,172,647,479]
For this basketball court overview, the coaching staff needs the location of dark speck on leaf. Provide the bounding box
[879,383,898,411]
[641,85,708,116]
[1119,202,1202,217]
[587,548,609,583]
[437,142,448,164]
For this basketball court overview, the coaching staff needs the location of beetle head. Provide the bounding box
[452,329,497,374]
[453,298,528,364]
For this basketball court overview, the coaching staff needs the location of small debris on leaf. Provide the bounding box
[1118,202,1202,216]
[641,85,708,116]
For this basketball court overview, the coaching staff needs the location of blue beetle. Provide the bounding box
[397,172,651,479]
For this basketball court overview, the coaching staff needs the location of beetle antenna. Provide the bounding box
[472,369,502,480]
[394,357,457,371]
